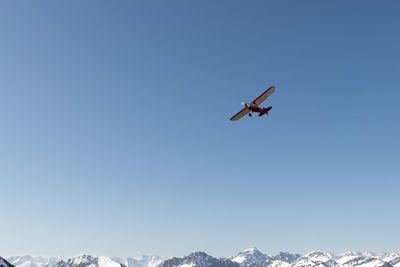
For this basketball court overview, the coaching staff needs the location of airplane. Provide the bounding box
[230,86,275,121]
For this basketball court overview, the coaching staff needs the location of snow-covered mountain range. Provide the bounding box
[4,248,400,267]
[7,255,164,267]
[7,255,60,267]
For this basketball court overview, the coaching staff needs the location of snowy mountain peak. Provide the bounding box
[304,251,334,259]
[159,251,239,267]
[188,251,213,260]
[244,248,261,255]
[232,248,270,265]
[54,255,122,267]
[295,251,339,267]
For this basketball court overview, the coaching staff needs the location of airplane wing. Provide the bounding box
[252,86,275,106]
[230,107,251,121]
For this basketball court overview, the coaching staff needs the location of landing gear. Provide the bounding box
[248,113,252,117]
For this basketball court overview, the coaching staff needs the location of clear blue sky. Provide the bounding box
[1,0,399,258]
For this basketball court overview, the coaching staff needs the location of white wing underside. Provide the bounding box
[252,86,275,106]
[230,107,251,121]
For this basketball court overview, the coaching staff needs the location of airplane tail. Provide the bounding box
[259,106,272,117]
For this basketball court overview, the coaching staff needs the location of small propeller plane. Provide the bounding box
[230,86,275,121]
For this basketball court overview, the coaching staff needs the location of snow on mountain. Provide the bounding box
[7,255,163,267]
[363,254,377,259]
[337,252,358,262]
[7,256,60,267]
[275,261,293,267]
[271,252,301,264]
[337,252,366,266]
[381,253,400,267]
[4,250,400,267]
[159,251,240,267]
[232,248,301,267]
[1,257,14,267]
[336,253,392,267]
[232,248,271,265]
[293,251,339,267]
[112,256,165,267]
[54,255,122,267]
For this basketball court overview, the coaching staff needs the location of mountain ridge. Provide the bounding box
[5,250,400,267]
[0,257,14,267]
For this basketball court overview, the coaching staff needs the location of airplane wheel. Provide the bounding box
[249,113,252,117]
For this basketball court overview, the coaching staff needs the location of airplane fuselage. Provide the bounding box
[245,103,272,116]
